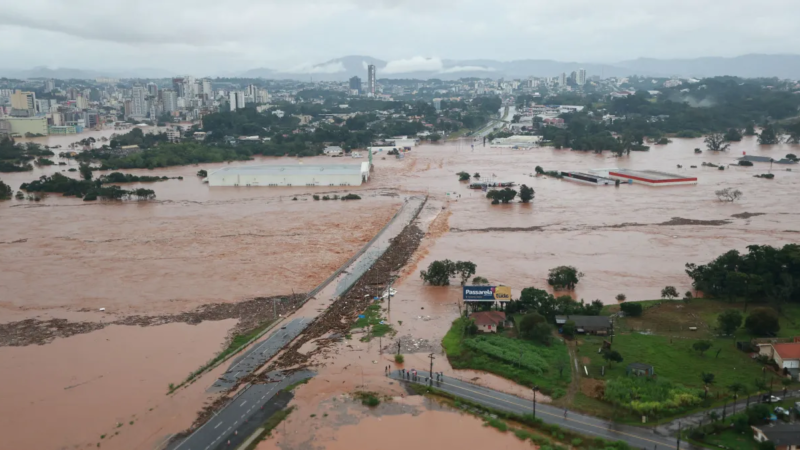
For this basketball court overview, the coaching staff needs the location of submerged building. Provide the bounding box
[593,168,697,186]
[206,162,370,187]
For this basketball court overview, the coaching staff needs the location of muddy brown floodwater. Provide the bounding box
[1,133,798,449]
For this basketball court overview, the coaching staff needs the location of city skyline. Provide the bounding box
[2,0,800,75]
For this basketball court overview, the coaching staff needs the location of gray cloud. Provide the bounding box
[0,0,798,75]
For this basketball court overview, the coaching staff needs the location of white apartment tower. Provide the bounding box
[577,68,587,86]
[131,85,148,117]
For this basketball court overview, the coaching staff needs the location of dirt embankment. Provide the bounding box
[0,294,305,347]
[452,216,733,233]
[262,222,426,374]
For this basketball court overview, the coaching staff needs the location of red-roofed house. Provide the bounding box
[469,311,510,333]
[772,343,800,369]
[759,340,800,370]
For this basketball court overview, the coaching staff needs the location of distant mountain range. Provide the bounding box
[3,54,800,81]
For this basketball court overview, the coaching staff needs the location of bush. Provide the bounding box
[746,404,771,425]
[196,169,207,177]
[361,394,380,407]
[754,173,775,179]
[341,193,361,200]
[745,307,780,336]
[313,194,320,200]
[394,354,404,363]
[458,171,471,181]
[739,160,754,166]
[620,302,643,317]
[605,377,703,416]
[616,293,626,302]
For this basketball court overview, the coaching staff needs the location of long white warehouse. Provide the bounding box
[207,162,370,187]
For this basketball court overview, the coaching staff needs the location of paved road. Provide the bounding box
[171,371,312,450]
[210,318,310,391]
[391,371,700,450]
[657,389,800,436]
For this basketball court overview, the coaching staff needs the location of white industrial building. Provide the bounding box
[207,162,370,187]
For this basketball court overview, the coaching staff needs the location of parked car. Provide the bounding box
[794,402,800,414]
[762,394,782,403]
[775,407,789,416]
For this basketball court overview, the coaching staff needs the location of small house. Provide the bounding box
[627,362,655,377]
[555,315,613,335]
[469,311,510,333]
[752,423,800,450]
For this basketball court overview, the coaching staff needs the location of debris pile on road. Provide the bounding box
[386,334,440,354]
[265,221,425,373]
[0,293,305,347]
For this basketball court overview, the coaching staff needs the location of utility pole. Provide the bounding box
[676,422,681,450]
[428,353,435,387]
[396,339,401,355]
[532,386,538,418]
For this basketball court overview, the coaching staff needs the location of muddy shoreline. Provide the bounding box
[0,293,305,347]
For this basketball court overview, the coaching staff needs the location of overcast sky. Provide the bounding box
[1,0,798,75]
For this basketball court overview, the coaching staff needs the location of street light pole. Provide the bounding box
[428,353,435,387]
[532,386,538,418]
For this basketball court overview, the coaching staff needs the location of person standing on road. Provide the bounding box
[564,409,568,420]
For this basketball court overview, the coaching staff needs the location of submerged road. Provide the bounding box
[171,371,313,450]
[208,196,427,392]
[390,371,700,450]
[211,318,309,391]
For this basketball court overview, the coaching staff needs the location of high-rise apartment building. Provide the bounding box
[367,65,376,96]
[201,79,212,97]
[147,82,158,97]
[161,89,178,112]
[11,90,36,115]
[229,91,246,111]
[131,85,148,117]
[559,72,567,86]
[44,79,56,93]
[349,76,362,94]
[577,68,587,86]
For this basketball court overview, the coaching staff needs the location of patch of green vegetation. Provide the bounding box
[264,406,295,437]
[282,378,310,393]
[484,417,508,432]
[354,391,382,407]
[702,429,759,450]
[394,354,404,363]
[352,303,393,341]
[443,318,570,398]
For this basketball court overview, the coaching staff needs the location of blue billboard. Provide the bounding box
[463,286,511,301]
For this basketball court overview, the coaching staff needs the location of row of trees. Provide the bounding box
[19,173,157,202]
[419,260,477,286]
[485,185,535,204]
[0,138,54,172]
[685,244,800,311]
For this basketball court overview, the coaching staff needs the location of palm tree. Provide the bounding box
[754,378,768,405]
[728,383,745,415]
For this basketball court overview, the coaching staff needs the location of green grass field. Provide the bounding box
[580,333,764,392]
[443,318,570,398]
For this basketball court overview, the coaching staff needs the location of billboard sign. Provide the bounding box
[463,285,512,302]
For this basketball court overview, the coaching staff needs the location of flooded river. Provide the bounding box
[1,132,798,449]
